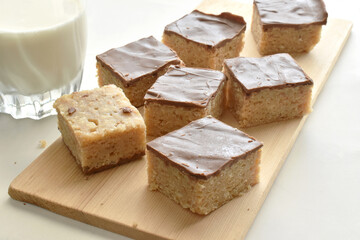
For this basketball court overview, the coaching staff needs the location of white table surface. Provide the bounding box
[1,0,359,239]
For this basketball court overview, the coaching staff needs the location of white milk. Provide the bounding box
[0,0,86,95]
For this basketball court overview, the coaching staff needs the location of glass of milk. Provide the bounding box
[0,0,87,119]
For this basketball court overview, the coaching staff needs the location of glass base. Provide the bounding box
[0,71,83,120]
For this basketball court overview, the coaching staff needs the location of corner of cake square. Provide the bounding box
[53,84,146,174]
[146,116,263,215]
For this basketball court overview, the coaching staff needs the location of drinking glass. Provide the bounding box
[0,0,87,119]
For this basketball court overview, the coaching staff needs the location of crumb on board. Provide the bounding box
[132,223,138,228]
[39,140,47,148]
[14,161,16,165]
[23,203,26,205]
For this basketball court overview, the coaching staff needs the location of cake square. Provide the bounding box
[144,66,226,137]
[53,85,146,174]
[96,36,181,107]
[163,10,246,70]
[147,116,263,215]
[252,0,328,55]
[224,53,313,128]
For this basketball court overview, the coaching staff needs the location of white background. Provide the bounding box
[0,0,359,239]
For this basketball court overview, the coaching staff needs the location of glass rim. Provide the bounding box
[0,0,86,34]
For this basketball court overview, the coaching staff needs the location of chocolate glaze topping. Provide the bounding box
[144,66,226,107]
[224,53,313,93]
[147,116,263,179]
[254,0,328,28]
[96,36,180,86]
[164,10,246,47]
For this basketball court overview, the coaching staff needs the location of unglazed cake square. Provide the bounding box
[147,116,263,215]
[251,0,328,55]
[96,36,181,107]
[224,53,313,128]
[144,66,226,137]
[53,85,146,174]
[163,10,246,70]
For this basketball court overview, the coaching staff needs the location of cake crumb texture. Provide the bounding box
[163,10,246,70]
[147,116,263,215]
[251,0,327,55]
[53,85,146,174]
[224,54,313,127]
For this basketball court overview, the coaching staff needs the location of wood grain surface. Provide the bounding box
[8,0,352,239]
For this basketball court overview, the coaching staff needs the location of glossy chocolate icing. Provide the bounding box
[164,10,246,47]
[96,36,180,87]
[144,66,226,107]
[224,53,313,93]
[147,116,263,179]
[254,0,328,28]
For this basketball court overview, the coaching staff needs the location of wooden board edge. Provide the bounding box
[240,116,308,239]
[9,181,170,240]
[8,138,63,189]
[311,19,353,104]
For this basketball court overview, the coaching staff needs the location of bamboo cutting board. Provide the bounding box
[8,0,352,239]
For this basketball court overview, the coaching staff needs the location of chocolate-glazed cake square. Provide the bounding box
[144,66,226,137]
[147,116,263,215]
[252,0,328,55]
[96,36,181,107]
[53,85,146,174]
[224,53,313,128]
[162,10,246,70]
